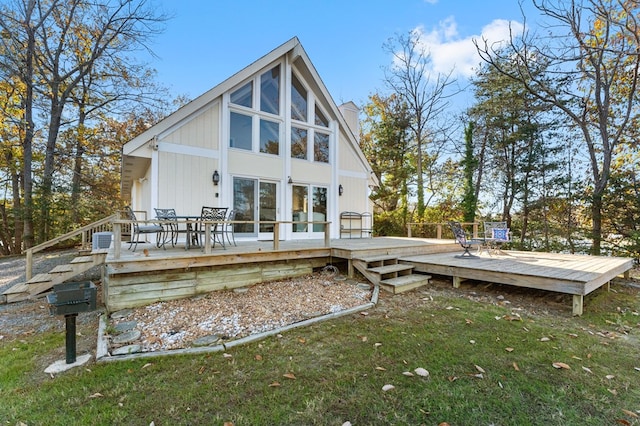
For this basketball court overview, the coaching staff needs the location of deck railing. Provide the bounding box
[24,214,117,280]
[406,222,480,239]
[112,217,331,260]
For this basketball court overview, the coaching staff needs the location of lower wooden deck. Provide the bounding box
[102,237,632,316]
[400,250,633,315]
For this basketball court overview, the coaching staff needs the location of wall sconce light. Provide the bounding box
[288,176,293,184]
[338,184,343,196]
[212,170,220,185]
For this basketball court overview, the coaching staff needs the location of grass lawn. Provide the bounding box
[1,278,639,425]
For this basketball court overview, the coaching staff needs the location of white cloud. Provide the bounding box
[411,17,524,78]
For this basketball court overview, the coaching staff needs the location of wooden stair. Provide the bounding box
[1,250,108,303]
[352,255,431,294]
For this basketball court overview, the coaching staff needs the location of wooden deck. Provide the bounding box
[400,250,633,315]
[96,237,632,315]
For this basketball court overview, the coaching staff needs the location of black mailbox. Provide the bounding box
[47,281,97,316]
[47,281,97,364]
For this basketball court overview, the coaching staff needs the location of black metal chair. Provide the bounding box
[224,209,237,247]
[198,206,228,249]
[124,206,163,252]
[154,208,178,248]
[448,221,483,258]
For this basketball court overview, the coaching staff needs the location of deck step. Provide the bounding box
[367,264,414,275]
[50,264,75,274]
[355,255,400,264]
[26,273,53,284]
[380,274,431,294]
[70,256,93,264]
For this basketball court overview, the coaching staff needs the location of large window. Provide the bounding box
[292,184,327,233]
[228,65,281,156]
[291,74,307,122]
[314,132,329,163]
[291,127,307,159]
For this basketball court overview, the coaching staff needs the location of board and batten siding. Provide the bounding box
[228,150,284,179]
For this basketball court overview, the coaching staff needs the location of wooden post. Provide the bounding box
[436,224,442,239]
[273,222,280,250]
[26,249,33,281]
[453,276,462,288]
[324,222,330,247]
[572,294,584,316]
[204,223,212,254]
[407,224,412,238]
[113,222,121,259]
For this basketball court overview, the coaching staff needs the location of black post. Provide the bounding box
[65,314,77,364]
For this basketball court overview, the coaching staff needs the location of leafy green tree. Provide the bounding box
[460,122,477,222]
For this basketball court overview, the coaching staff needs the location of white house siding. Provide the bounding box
[228,150,283,179]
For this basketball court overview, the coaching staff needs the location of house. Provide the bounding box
[120,37,375,241]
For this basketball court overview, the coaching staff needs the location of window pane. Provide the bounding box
[259,181,277,233]
[230,82,253,108]
[260,65,280,115]
[291,74,307,122]
[312,186,327,232]
[314,132,329,163]
[292,185,308,233]
[291,127,307,159]
[315,104,329,127]
[230,112,252,150]
[260,119,279,155]
[233,177,255,234]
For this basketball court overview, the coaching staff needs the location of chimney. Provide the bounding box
[338,101,360,142]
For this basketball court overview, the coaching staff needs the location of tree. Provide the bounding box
[476,0,640,254]
[0,0,167,248]
[383,31,458,220]
[460,122,478,223]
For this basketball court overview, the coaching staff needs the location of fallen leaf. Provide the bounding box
[298,337,306,344]
[465,318,473,324]
[254,354,263,361]
[605,374,615,380]
[540,337,551,342]
[360,311,368,316]
[469,340,476,344]
[88,393,103,398]
[635,367,640,372]
[360,336,368,342]
[472,373,484,379]
[382,384,395,392]
[283,373,296,380]
[402,371,414,377]
[582,366,593,374]
[608,388,618,396]
[552,362,571,370]
[198,366,206,375]
[223,422,234,426]
[448,376,458,382]
[375,366,386,371]
[438,423,451,426]
[505,347,514,352]
[616,420,631,426]
[568,333,578,338]
[414,367,429,377]
[374,342,382,347]
[269,382,281,387]
[223,353,233,358]
[142,363,153,369]
[622,409,639,418]
[475,365,486,374]
[513,362,520,371]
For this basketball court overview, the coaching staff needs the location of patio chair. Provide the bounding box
[198,206,228,249]
[154,208,178,247]
[124,206,163,252]
[448,221,483,257]
[483,221,510,253]
[224,209,237,247]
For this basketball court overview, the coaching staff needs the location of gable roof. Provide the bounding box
[121,37,373,195]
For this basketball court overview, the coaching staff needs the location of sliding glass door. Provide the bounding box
[233,177,278,239]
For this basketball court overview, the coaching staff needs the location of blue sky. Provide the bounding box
[148,0,537,112]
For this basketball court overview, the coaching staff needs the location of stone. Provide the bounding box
[111,329,141,345]
[112,344,142,355]
[110,309,133,319]
[44,353,92,374]
[113,321,137,332]
[192,334,221,346]
[233,287,249,294]
[357,283,371,290]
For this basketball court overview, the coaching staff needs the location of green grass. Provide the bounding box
[1,283,639,426]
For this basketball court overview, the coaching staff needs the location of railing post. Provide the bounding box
[407,224,412,238]
[324,222,331,247]
[472,223,479,239]
[437,224,442,239]
[113,222,121,259]
[204,223,212,254]
[273,222,280,250]
[26,249,33,280]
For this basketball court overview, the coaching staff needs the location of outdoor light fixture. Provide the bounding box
[338,184,343,196]
[288,176,293,184]
[212,170,220,185]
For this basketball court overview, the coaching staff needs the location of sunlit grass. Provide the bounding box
[1,281,639,425]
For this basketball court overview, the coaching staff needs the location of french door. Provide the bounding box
[292,184,327,237]
[233,177,278,239]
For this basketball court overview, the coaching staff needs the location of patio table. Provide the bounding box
[174,216,202,250]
